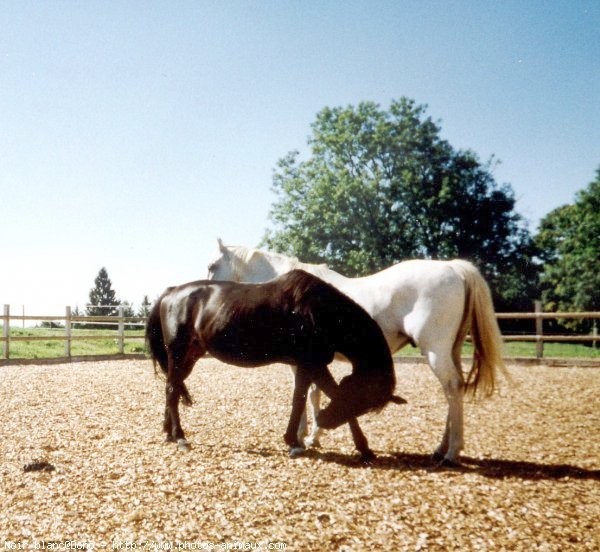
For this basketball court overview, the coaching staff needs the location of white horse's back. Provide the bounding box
[317,260,465,354]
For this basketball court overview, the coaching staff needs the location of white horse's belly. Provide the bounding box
[339,261,465,352]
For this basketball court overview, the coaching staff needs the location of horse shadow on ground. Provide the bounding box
[245,448,600,482]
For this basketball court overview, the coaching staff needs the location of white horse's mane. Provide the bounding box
[227,244,300,266]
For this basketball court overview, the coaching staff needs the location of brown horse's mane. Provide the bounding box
[279,269,331,304]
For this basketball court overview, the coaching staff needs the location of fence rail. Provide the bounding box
[1,303,599,362]
[1,305,146,360]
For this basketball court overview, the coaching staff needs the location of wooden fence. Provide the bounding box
[1,305,146,360]
[1,303,599,363]
[496,301,599,358]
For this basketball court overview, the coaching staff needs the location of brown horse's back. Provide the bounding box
[187,271,336,367]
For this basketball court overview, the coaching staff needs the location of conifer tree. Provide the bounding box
[87,267,120,318]
[138,295,152,318]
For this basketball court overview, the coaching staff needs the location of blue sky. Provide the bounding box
[1,1,598,314]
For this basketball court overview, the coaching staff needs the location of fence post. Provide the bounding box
[2,304,9,359]
[65,306,72,358]
[534,300,544,359]
[118,306,125,354]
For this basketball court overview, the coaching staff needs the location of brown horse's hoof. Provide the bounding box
[360,449,376,465]
[432,451,445,463]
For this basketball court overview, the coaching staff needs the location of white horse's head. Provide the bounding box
[207,238,243,281]
[207,239,300,283]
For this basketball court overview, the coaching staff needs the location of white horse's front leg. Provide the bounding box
[304,384,323,448]
[297,407,309,445]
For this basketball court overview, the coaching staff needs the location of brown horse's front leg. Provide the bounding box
[163,403,174,441]
[312,366,375,463]
[284,366,312,457]
[165,381,190,451]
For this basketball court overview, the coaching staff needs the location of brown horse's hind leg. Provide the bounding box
[311,366,375,463]
[163,405,174,442]
[165,380,190,451]
[164,344,198,451]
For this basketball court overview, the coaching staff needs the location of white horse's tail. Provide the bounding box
[450,260,506,397]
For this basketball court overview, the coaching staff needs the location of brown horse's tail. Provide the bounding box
[145,297,193,406]
[450,260,506,397]
[146,298,168,376]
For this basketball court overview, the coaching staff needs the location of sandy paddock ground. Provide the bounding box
[0,358,599,551]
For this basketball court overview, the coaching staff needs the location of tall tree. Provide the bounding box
[120,300,136,330]
[263,98,538,310]
[138,295,152,318]
[87,267,120,318]
[535,168,600,331]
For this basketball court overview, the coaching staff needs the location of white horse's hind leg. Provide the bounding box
[304,384,323,448]
[297,408,309,445]
[290,366,309,445]
[425,349,464,463]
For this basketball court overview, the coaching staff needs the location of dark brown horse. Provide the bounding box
[146,269,401,460]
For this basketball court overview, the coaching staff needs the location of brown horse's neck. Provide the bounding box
[327,302,394,384]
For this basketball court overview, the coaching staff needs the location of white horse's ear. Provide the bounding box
[217,237,226,252]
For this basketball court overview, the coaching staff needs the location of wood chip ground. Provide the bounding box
[1,359,598,550]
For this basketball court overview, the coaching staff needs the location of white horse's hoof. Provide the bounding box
[288,446,306,458]
[177,439,191,452]
[437,457,463,469]
[304,437,321,449]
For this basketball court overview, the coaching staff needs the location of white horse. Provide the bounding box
[207,238,505,464]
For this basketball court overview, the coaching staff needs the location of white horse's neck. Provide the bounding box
[249,251,297,282]
[295,260,349,288]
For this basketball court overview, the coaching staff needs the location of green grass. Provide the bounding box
[1,326,146,359]
[396,341,599,359]
[1,325,598,360]
[500,341,599,358]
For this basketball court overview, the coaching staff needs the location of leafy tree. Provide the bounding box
[263,98,538,310]
[121,301,135,318]
[535,168,600,332]
[40,320,63,329]
[71,305,83,330]
[86,267,120,319]
[121,300,137,330]
[138,295,152,318]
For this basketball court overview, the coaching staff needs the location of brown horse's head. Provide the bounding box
[316,372,397,429]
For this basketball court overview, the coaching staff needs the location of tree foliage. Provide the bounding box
[263,98,538,310]
[138,295,152,318]
[535,168,600,331]
[86,267,120,318]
